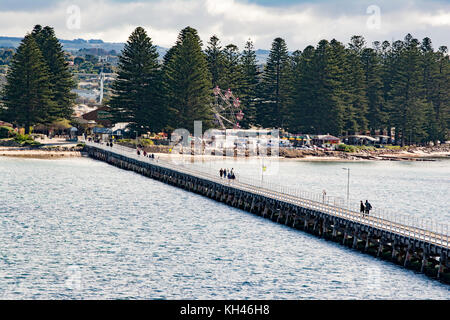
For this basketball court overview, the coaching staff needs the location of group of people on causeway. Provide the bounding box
[360,200,373,216]
[219,168,236,180]
[137,149,156,159]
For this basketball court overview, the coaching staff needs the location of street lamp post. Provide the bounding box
[342,168,350,206]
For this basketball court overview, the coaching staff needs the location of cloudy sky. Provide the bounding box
[0,0,449,50]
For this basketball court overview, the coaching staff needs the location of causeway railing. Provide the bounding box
[84,141,450,249]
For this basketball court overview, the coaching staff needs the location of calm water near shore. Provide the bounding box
[0,156,449,299]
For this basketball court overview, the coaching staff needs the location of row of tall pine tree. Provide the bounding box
[1,25,448,145]
[110,27,449,146]
[1,25,75,133]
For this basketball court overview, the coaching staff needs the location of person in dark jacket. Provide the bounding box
[360,201,365,216]
[365,200,372,215]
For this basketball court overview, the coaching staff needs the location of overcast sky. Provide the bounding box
[0,0,449,50]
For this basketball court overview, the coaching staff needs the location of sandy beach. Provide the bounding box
[0,146,84,159]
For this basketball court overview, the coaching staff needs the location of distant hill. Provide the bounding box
[255,49,270,65]
[0,36,127,52]
[0,36,270,63]
[0,36,167,58]
[0,36,22,48]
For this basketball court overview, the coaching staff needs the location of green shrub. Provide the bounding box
[116,138,133,144]
[14,134,33,143]
[355,145,377,151]
[384,145,406,150]
[140,139,154,146]
[0,126,15,139]
[117,138,154,147]
[336,144,357,152]
[13,133,40,146]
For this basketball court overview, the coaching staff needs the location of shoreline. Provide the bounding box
[148,150,450,162]
[0,146,83,159]
[0,150,83,159]
[1,145,449,161]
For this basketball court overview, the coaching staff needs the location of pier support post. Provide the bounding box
[262,205,268,218]
[352,232,358,249]
[322,221,328,238]
[250,198,256,213]
[332,226,337,239]
[391,240,397,261]
[292,216,298,228]
[313,219,319,234]
[285,211,290,225]
[364,233,371,252]
[377,242,383,257]
[403,244,412,267]
[421,249,428,273]
[437,253,446,279]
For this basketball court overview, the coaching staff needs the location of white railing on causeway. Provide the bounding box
[84,141,450,249]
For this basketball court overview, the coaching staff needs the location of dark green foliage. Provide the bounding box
[205,35,225,88]
[221,44,244,95]
[390,34,426,145]
[0,48,14,66]
[1,25,75,132]
[288,33,448,144]
[109,27,163,134]
[344,36,368,134]
[2,34,54,133]
[291,40,346,135]
[314,39,345,136]
[0,126,15,138]
[31,25,76,120]
[361,47,386,134]
[420,40,449,143]
[259,37,293,129]
[5,25,446,145]
[290,45,315,132]
[162,27,213,133]
[240,39,260,128]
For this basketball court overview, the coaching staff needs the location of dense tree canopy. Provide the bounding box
[2,34,54,133]
[109,27,163,134]
[32,25,76,120]
[120,30,449,144]
[1,25,75,132]
[287,34,448,144]
[259,37,293,129]
[2,25,448,145]
[239,39,260,128]
[162,27,213,133]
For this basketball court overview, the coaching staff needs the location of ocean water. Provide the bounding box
[0,156,449,299]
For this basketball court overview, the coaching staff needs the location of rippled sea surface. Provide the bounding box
[0,156,449,299]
